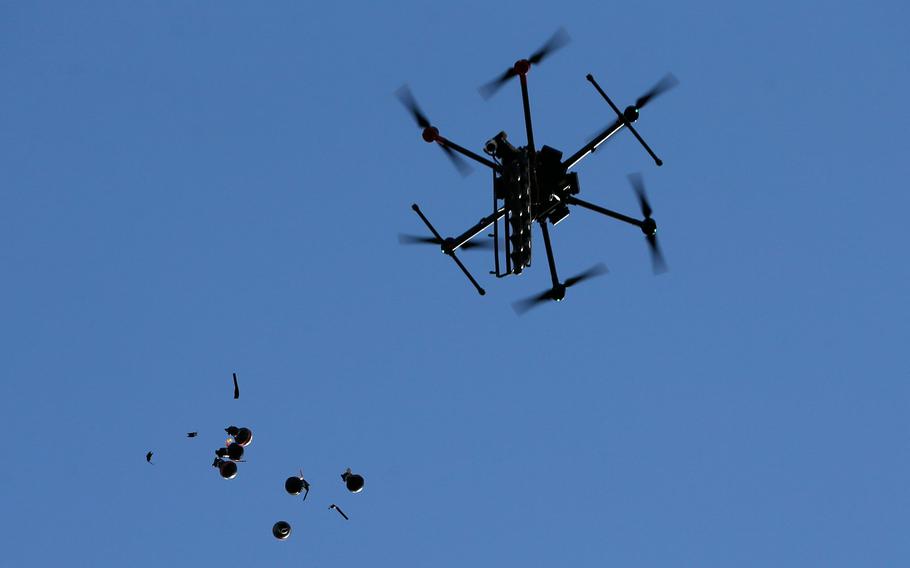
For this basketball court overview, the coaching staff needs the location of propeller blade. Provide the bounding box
[563,262,609,288]
[528,27,570,64]
[480,28,570,99]
[398,234,492,250]
[635,73,678,109]
[647,234,668,274]
[398,234,439,245]
[478,68,517,99]
[628,173,652,218]
[395,84,431,129]
[512,289,555,315]
[628,174,668,274]
[397,85,471,176]
[513,262,607,314]
[439,143,473,176]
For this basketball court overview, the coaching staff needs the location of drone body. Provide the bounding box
[398,30,676,311]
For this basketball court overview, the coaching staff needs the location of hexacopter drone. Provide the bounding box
[397,29,677,312]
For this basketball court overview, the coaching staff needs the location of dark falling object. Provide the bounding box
[329,504,349,521]
[146,451,154,464]
[285,475,311,500]
[233,427,253,447]
[186,432,198,438]
[226,443,244,461]
[272,521,292,540]
[341,468,365,493]
[224,426,252,446]
[215,459,238,479]
[398,29,677,303]
[232,373,239,399]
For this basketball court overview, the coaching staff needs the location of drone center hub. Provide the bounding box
[623,106,639,123]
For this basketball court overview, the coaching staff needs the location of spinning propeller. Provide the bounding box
[633,73,679,112]
[512,263,608,314]
[398,234,492,251]
[396,84,472,176]
[479,28,570,99]
[628,173,667,274]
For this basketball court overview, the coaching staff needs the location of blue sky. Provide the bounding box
[1,1,908,566]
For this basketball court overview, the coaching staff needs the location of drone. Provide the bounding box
[397,29,677,312]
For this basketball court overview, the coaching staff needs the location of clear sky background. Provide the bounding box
[1,1,908,566]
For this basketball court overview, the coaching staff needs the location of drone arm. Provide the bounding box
[567,196,642,228]
[437,136,502,172]
[411,204,486,296]
[519,75,538,162]
[585,73,663,166]
[537,220,561,289]
[518,73,543,204]
[561,117,625,171]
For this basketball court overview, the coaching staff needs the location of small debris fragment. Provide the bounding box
[329,504,349,520]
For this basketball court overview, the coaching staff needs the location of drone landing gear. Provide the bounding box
[410,204,486,295]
